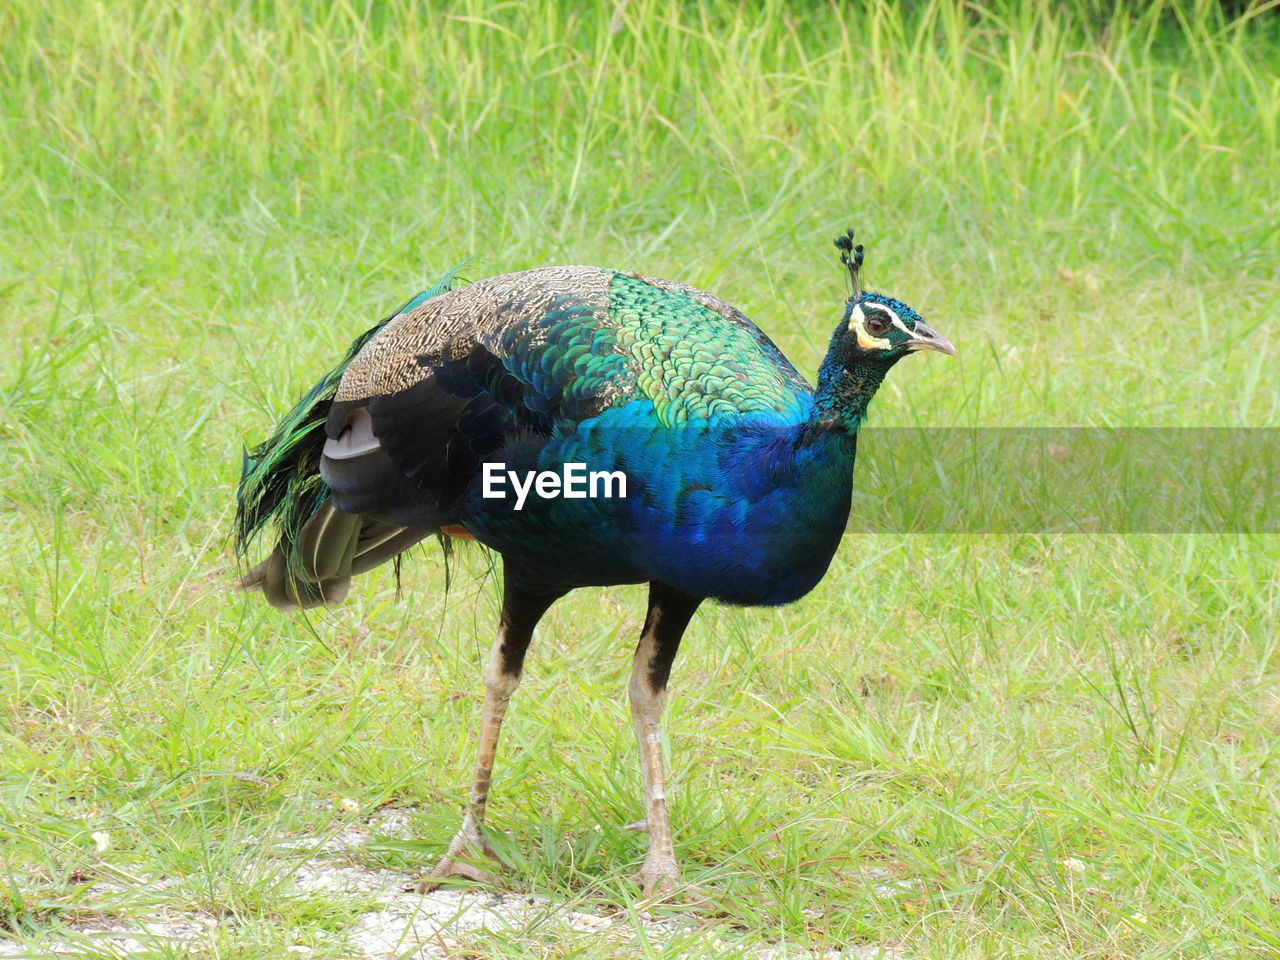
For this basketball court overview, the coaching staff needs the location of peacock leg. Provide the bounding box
[413,571,562,892]
[629,580,702,899]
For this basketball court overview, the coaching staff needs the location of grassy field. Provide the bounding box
[2,0,1279,956]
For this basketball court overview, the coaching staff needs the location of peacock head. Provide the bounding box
[832,229,955,367]
[813,230,954,428]
[841,291,955,362]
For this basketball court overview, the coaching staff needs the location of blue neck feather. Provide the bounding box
[811,325,893,434]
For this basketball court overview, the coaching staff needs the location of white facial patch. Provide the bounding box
[851,303,910,351]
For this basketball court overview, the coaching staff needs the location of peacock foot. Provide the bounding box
[409,815,506,893]
[634,855,681,900]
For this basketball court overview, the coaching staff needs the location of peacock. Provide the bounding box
[233,231,954,897]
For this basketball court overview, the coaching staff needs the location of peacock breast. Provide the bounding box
[460,410,856,606]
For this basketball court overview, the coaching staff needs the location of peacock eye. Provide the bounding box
[864,314,890,337]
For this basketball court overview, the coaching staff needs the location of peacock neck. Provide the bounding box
[810,355,888,435]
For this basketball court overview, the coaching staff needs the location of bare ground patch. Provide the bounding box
[1,811,899,959]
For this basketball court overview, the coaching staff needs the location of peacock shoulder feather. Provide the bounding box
[607,272,810,426]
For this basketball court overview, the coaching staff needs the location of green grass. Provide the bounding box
[2,0,1279,956]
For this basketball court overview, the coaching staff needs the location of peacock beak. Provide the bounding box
[906,321,957,357]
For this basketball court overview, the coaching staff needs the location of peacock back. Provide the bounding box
[334,266,812,430]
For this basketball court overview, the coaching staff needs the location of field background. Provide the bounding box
[3,0,1279,956]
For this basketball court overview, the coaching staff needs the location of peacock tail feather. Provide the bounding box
[233,266,462,568]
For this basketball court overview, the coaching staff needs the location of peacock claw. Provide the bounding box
[634,857,681,900]
[408,816,506,893]
[411,857,498,893]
